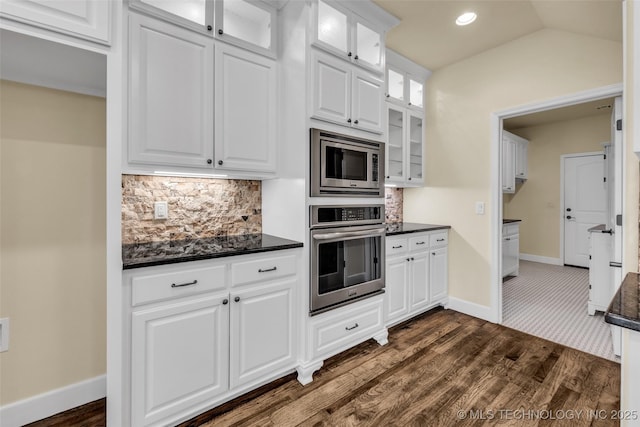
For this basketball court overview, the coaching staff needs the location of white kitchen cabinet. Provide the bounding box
[385,50,430,111]
[385,104,423,186]
[311,50,383,134]
[502,130,528,193]
[128,14,215,169]
[0,0,111,44]
[125,249,300,427]
[385,230,448,326]
[131,293,229,427]
[214,43,276,173]
[502,223,520,278]
[229,279,295,388]
[312,0,385,74]
[588,229,612,315]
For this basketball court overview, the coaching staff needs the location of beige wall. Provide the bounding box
[0,81,106,405]
[503,115,611,259]
[404,29,622,306]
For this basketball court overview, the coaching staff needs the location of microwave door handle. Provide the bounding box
[313,228,385,241]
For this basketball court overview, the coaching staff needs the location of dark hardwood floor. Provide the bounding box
[28,308,620,427]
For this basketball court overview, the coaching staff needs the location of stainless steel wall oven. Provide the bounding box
[310,205,385,315]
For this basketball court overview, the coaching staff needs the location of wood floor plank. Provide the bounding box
[28,309,621,427]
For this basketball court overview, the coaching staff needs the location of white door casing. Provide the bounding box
[563,154,607,267]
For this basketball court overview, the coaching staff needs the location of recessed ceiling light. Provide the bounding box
[456,12,477,26]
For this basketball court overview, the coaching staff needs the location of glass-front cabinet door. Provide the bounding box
[215,0,276,57]
[132,0,214,33]
[386,67,404,104]
[408,112,423,183]
[316,0,350,57]
[386,105,405,183]
[408,77,424,109]
[354,18,382,71]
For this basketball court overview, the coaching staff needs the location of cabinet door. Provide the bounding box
[314,0,350,59]
[229,280,295,388]
[502,138,516,193]
[214,0,276,57]
[131,294,229,427]
[503,235,519,277]
[386,67,405,105]
[353,17,383,72]
[385,256,409,323]
[515,139,528,179]
[408,77,424,109]
[130,0,213,34]
[429,247,447,302]
[386,105,406,183]
[129,14,214,168]
[215,44,276,173]
[351,69,383,134]
[407,111,424,184]
[0,0,111,44]
[409,251,429,311]
[311,51,351,126]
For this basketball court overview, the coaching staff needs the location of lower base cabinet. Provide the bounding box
[124,250,299,427]
[502,223,520,278]
[385,230,449,326]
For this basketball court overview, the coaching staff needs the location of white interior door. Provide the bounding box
[563,154,607,267]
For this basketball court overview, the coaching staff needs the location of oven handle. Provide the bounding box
[312,227,385,241]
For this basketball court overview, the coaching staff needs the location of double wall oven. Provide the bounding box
[309,128,386,315]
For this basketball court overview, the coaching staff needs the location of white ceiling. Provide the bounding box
[374,0,623,71]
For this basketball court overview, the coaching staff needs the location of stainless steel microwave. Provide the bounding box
[310,128,385,197]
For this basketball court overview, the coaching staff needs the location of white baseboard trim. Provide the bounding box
[0,375,106,427]
[447,297,495,323]
[519,253,563,266]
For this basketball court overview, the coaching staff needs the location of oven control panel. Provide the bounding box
[311,205,385,228]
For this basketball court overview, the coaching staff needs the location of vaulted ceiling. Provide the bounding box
[374,0,623,71]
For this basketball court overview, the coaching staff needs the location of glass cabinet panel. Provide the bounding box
[221,0,272,50]
[387,106,405,179]
[408,113,423,181]
[387,69,404,101]
[355,21,381,68]
[317,0,348,54]
[139,0,207,25]
[409,78,423,108]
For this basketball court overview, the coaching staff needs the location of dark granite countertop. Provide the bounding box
[385,222,451,236]
[123,233,303,270]
[503,219,522,224]
[605,272,640,332]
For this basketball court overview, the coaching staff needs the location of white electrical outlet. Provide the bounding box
[154,201,168,220]
[0,318,9,352]
[475,201,485,215]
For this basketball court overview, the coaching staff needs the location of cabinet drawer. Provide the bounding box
[386,237,409,256]
[311,299,383,358]
[408,234,429,251]
[429,232,448,247]
[231,253,297,287]
[131,265,227,306]
[503,224,519,237]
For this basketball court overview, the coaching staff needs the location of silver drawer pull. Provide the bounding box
[392,245,403,249]
[171,280,198,288]
[258,266,277,273]
[436,238,445,242]
[416,241,426,245]
[345,323,359,331]
[505,237,511,241]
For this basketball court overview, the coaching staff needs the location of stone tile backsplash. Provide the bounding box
[122,174,261,244]
[385,187,403,223]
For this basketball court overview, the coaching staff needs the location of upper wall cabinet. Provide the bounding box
[502,130,528,193]
[0,0,111,44]
[312,0,392,75]
[129,0,277,57]
[385,49,431,111]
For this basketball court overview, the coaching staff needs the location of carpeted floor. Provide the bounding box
[502,260,618,362]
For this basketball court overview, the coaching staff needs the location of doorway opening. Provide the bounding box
[491,85,623,361]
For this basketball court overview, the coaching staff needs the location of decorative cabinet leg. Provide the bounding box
[373,328,389,346]
[296,361,323,385]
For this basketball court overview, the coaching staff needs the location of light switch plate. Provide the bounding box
[0,318,9,352]
[475,201,485,215]
[154,201,168,220]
